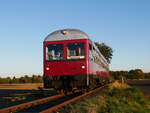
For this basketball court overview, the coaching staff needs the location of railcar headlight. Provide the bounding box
[46,67,50,70]
[81,66,85,69]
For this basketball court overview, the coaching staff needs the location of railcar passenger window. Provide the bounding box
[67,43,85,59]
[89,44,94,60]
[46,44,64,60]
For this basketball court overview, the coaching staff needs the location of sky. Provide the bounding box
[0,0,150,77]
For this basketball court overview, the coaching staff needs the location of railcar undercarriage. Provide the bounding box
[43,74,110,94]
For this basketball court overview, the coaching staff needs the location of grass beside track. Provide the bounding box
[59,82,150,113]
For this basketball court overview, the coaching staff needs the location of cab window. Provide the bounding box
[67,42,85,59]
[46,44,64,60]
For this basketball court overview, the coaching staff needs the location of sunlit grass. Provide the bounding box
[59,82,150,113]
[109,81,131,89]
[11,96,26,102]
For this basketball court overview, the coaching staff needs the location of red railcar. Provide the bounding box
[43,29,109,92]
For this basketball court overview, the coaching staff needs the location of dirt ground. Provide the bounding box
[0,83,56,109]
[127,79,150,100]
[0,83,43,90]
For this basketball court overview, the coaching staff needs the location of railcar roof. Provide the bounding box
[44,29,90,41]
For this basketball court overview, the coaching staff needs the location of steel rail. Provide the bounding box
[0,90,81,113]
[40,86,105,113]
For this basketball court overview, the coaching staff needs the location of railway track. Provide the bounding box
[0,86,105,113]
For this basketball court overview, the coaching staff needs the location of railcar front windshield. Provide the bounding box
[67,42,85,59]
[46,44,64,60]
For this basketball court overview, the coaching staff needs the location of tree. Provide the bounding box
[110,71,129,80]
[145,72,150,79]
[31,75,43,83]
[11,76,19,83]
[19,76,29,83]
[126,69,144,79]
[95,42,113,64]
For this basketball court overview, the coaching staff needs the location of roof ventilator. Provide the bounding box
[61,30,68,35]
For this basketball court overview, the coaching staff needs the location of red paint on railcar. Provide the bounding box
[43,39,108,77]
[44,60,87,76]
[43,39,89,76]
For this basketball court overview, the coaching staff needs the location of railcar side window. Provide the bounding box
[89,44,94,60]
[67,43,85,59]
[46,44,64,60]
